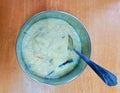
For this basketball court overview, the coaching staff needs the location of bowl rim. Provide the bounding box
[16,10,92,86]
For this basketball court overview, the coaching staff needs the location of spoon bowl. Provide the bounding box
[68,35,118,86]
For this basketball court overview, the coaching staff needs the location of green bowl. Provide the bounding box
[16,10,91,85]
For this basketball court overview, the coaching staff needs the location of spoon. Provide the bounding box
[68,35,117,86]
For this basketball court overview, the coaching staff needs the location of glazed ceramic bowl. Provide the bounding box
[16,10,91,85]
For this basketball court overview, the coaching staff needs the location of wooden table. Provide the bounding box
[0,0,120,93]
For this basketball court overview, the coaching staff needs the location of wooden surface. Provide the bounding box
[0,0,120,93]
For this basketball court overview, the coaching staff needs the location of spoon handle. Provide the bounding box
[73,49,117,86]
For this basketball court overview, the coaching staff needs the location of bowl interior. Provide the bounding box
[16,10,91,85]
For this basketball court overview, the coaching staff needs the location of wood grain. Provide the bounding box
[0,0,120,93]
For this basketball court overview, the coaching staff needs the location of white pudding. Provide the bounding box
[22,18,81,79]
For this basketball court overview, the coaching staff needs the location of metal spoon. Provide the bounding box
[68,35,117,86]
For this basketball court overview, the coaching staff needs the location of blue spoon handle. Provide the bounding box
[73,49,117,86]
